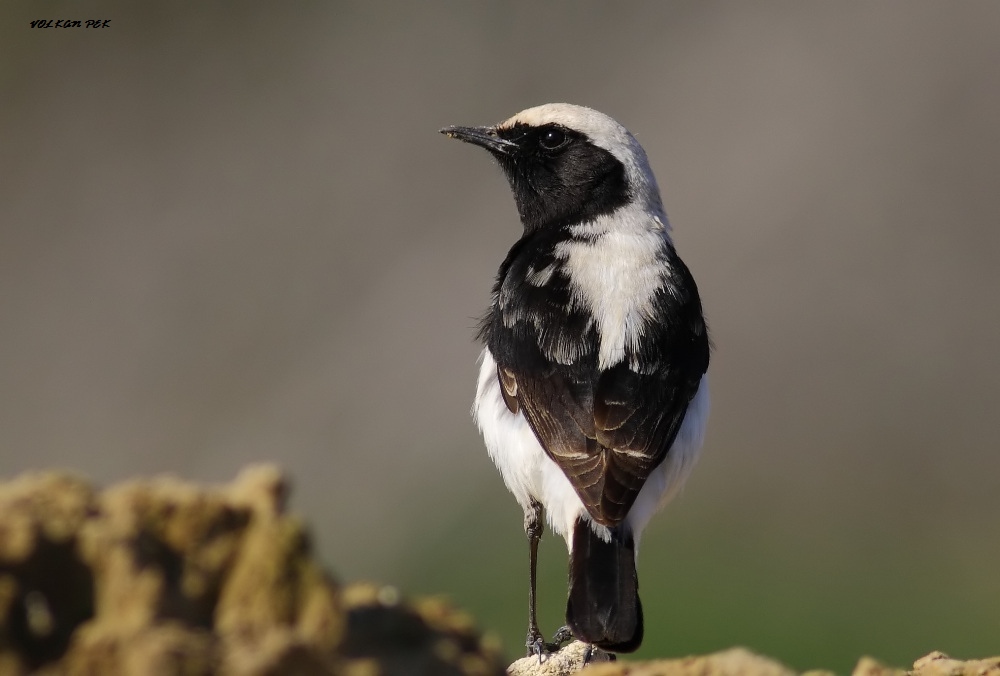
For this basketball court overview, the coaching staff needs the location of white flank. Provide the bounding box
[624,374,709,547]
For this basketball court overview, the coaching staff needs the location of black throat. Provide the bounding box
[492,123,631,232]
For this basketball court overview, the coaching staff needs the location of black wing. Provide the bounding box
[506,353,704,527]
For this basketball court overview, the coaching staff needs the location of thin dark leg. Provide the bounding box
[524,499,544,659]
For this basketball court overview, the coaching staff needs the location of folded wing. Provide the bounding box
[499,356,703,527]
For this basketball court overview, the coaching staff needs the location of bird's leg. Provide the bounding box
[524,499,545,659]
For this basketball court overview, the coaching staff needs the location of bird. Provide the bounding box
[441,103,710,657]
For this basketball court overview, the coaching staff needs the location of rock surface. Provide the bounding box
[507,641,614,675]
[0,467,504,675]
[505,644,999,676]
[0,468,995,676]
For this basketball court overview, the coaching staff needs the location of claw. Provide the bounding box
[549,625,574,647]
[525,630,546,662]
[527,626,578,663]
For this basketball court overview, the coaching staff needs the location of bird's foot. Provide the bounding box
[549,625,574,648]
[525,626,578,663]
[525,628,546,662]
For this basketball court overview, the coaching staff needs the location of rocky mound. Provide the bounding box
[0,466,504,675]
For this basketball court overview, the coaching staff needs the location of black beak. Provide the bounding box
[440,125,518,156]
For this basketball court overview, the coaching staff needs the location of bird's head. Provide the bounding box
[442,103,666,233]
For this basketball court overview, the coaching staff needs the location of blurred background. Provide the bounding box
[2,1,998,671]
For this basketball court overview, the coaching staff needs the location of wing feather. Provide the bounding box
[511,358,702,527]
[506,290,709,526]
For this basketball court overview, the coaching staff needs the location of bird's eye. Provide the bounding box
[539,128,567,150]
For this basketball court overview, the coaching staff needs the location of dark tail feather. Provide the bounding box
[566,518,643,652]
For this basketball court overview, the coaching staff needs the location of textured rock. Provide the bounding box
[579,646,795,676]
[507,641,613,676]
[844,651,1000,676]
[0,467,504,676]
[507,646,998,676]
[903,651,999,676]
[340,582,506,676]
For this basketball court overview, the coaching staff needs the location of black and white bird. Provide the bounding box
[441,104,710,656]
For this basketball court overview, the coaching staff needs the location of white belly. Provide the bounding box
[472,348,709,548]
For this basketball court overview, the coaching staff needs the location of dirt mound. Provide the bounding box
[0,467,504,675]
